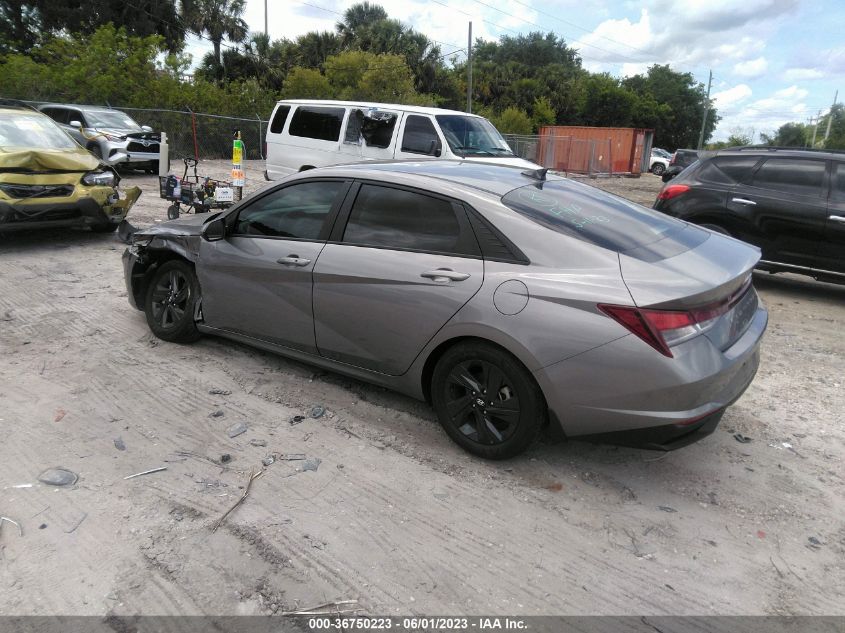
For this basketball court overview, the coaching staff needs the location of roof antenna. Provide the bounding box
[521,167,547,181]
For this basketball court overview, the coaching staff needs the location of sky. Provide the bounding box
[186,0,844,141]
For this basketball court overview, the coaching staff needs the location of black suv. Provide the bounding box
[661,149,699,182]
[653,147,845,284]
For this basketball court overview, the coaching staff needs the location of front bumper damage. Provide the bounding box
[0,185,141,232]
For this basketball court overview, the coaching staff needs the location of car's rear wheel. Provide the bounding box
[431,342,545,459]
[651,163,666,176]
[144,260,201,343]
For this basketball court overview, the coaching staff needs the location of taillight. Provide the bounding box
[657,184,690,200]
[598,284,750,358]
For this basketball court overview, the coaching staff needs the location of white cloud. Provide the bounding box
[712,84,752,107]
[732,56,768,78]
[713,84,812,141]
[783,67,825,81]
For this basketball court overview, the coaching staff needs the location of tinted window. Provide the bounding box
[699,156,759,184]
[401,115,439,154]
[41,108,67,124]
[235,181,344,239]
[343,185,476,255]
[751,158,825,196]
[269,105,291,134]
[288,106,344,142]
[832,163,845,200]
[344,109,363,144]
[502,179,685,253]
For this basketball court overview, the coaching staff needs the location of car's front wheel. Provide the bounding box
[144,260,201,343]
[431,342,545,459]
[651,163,666,176]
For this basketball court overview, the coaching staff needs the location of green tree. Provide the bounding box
[531,96,556,131]
[182,0,248,78]
[623,65,718,148]
[491,107,533,135]
[281,67,333,99]
[335,2,388,46]
[760,122,808,147]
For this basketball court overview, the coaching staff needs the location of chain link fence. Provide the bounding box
[12,99,268,161]
[504,134,615,176]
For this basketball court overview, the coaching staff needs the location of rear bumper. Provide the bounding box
[535,305,767,449]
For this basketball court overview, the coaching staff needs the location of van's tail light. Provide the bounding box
[599,282,751,357]
[657,184,690,200]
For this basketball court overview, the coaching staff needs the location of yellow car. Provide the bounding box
[0,105,140,233]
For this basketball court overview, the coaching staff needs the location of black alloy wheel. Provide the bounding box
[432,342,545,459]
[144,260,201,343]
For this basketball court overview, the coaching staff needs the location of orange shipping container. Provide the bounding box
[537,126,654,175]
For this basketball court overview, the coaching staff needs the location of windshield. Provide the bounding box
[0,113,79,150]
[435,115,514,157]
[85,110,141,130]
[502,178,687,254]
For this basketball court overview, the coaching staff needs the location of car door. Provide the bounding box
[728,157,829,267]
[824,161,845,274]
[394,114,444,160]
[197,179,351,354]
[312,182,484,375]
[357,108,401,161]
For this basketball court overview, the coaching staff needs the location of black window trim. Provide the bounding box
[227,178,353,242]
[327,180,483,259]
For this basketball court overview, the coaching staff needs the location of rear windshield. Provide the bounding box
[501,179,686,253]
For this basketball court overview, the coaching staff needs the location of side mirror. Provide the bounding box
[141,125,153,132]
[428,140,442,157]
[202,217,227,241]
[69,120,83,129]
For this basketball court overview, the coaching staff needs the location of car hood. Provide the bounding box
[133,212,218,240]
[0,148,100,173]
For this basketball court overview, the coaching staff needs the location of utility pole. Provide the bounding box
[264,0,268,37]
[823,89,838,144]
[811,110,821,147]
[697,69,713,150]
[466,21,473,113]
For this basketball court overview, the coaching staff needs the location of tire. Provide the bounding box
[431,341,545,459]
[700,223,731,236]
[167,203,180,220]
[144,260,201,343]
[91,222,119,233]
[651,163,666,176]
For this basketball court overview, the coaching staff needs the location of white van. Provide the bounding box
[264,99,539,180]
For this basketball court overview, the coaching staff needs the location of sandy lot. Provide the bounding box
[1,163,843,617]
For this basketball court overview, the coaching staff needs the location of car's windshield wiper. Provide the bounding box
[487,147,515,155]
[453,146,495,156]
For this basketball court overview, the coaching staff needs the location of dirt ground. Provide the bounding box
[1,162,843,617]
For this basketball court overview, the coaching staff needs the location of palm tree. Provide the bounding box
[335,2,388,47]
[182,0,248,78]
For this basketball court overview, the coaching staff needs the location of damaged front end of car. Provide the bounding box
[0,149,141,233]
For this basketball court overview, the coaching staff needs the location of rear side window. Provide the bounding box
[502,179,685,253]
[41,108,67,124]
[269,105,291,134]
[751,158,826,197]
[401,115,440,154]
[698,156,759,184]
[288,106,344,142]
[342,184,478,256]
[832,163,845,201]
[234,180,345,239]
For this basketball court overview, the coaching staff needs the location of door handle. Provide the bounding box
[829,215,845,223]
[276,255,311,267]
[731,197,757,206]
[421,268,471,282]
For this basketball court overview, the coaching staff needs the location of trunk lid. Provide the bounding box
[619,230,761,351]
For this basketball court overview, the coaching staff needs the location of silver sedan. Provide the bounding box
[123,161,767,459]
